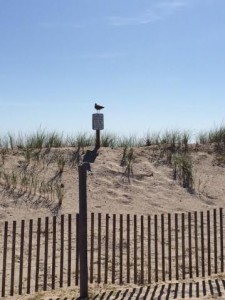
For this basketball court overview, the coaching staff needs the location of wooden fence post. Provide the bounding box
[194,211,199,277]
[27,219,33,294]
[155,215,158,282]
[119,214,123,284]
[161,214,165,282]
[201,211,205,277]
[52,216,56,290]
[44,217,49,291]
[60,215,64,288]
[214,209,218,274]
[188,212,192,279]
[35,218,41,292]
[1,221,8,298]
[175,213,179,280]
[181,213,185,280]
[19,220,25,295]
[104,214,109,284]
[220,208,224,272]
[75,214,80,286]
[78,164,88,299]
[98,213,101,283]
[90,213,94,284]
[68,214,72,287]
[10,220,16,296]
[127,214,130,283]
[96,129,100,149]
[134,215,137,284]
[207,211,211,276]
[141,215,144,284]
[112,214,116,284]
[168,214,172,281]
[148,216,151,283]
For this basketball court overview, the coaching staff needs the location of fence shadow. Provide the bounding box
[90,279,225,299]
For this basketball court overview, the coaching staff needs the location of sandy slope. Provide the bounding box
[1,145,225,299]
[0,145,225,221]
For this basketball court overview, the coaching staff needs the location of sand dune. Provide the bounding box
[0,145,224,221]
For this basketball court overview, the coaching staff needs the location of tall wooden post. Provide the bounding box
[96,129,100,149]
[79,164,88,299]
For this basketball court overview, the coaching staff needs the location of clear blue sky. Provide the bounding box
[0,0,225,137]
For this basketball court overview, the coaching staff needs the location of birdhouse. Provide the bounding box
[92,113,104,130]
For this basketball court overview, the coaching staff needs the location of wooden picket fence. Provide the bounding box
[0,208,224,297]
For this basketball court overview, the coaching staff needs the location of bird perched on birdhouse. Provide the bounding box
[95,103,104,111]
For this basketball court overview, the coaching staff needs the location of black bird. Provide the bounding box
[95,103,104,111]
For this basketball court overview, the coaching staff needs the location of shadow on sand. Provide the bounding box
[87,279,225,299]
[82,147,99,171]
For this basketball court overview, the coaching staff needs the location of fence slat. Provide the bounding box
[52,216,56,290]
[127,214,130,283]
[175,213,179,280]
[141,215,144,284]
[90,213,94,283]
[10,221,16,296]
[188,212,192,279]
[201,211,205,277]
[19,220,25,295]
[148,215,151,283]
[68,214,72,287]
[75,214,79,286]
[220,208,224,272]
[1,221,8,298]
[168,214,172,281]
[112,214,116,284]
[161,214,165,282]
[134,215,137,284]
[155,215,158,282]
[98,213,101,283]
[104,214,109,284]
[182,213,185,280]
[60,215,64,288]
[120,214,123,284]
[194,211,199,277]
[35,218,41,292]
[214,209,218,274]
[44,217,49,291]
[27,219,33,294]
[207,211,211,276]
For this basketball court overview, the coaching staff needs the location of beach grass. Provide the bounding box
[0,125,225,151]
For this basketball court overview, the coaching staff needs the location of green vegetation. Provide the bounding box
[196,125,225,149]
[0,124,224,199]
[101,132,117,148]
[172,153,194,192]
[121,147,135,183]
[0,125,225,151]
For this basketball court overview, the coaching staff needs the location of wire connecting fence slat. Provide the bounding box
[0,208,225,297]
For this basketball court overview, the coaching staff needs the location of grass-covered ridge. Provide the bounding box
[1,124,225,150]
[0,125,225,216]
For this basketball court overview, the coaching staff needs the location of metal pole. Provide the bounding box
[96,129,100,149]
[78,164,88,299]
